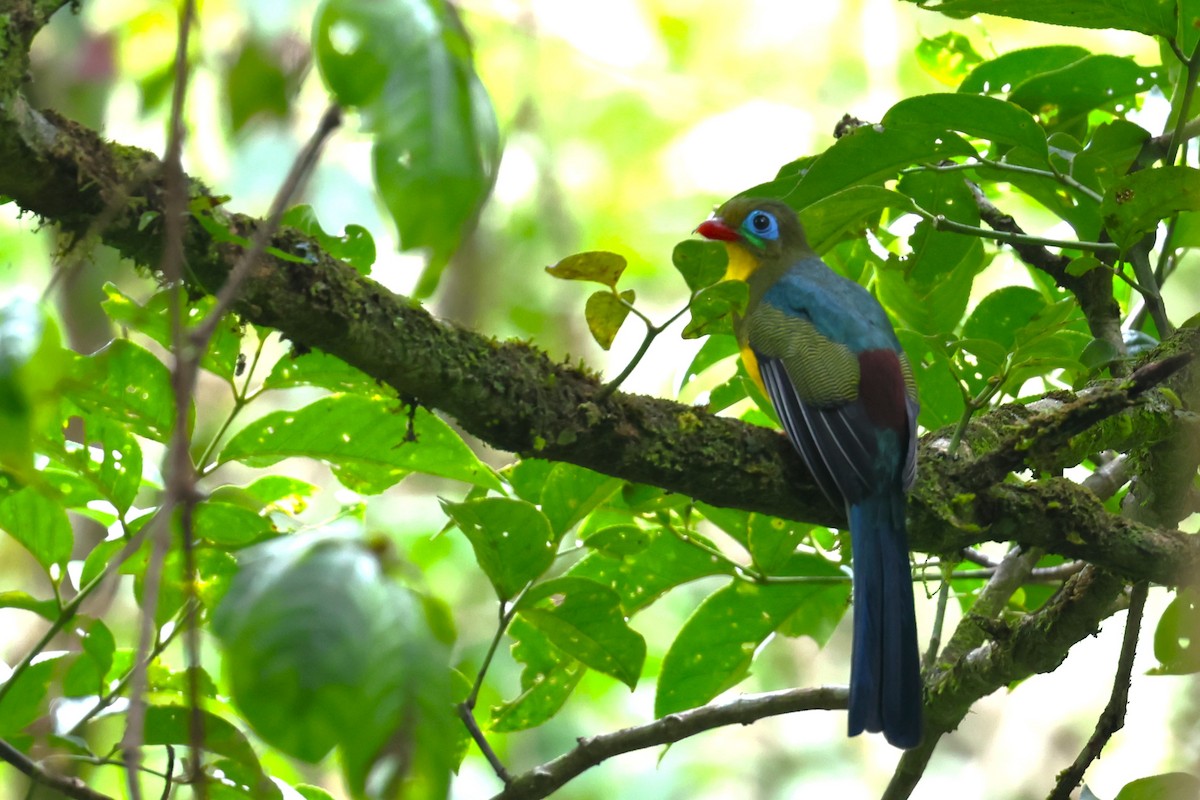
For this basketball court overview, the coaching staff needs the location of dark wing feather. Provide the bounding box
[757,353,877,506]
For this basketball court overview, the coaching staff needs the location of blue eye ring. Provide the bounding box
[743,209,780,241]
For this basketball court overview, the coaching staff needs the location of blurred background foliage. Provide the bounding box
[2,1,1200,799]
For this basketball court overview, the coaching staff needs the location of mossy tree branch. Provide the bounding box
[1,60,1198,587]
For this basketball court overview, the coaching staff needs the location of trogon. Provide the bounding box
[697,196,923,749]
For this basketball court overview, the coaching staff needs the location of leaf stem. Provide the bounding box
[916,209,1119,255]
[596,302,689,401]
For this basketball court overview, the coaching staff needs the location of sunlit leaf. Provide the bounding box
[0,298,69,477]
[1114,773,1200,800]
[212,531,453,798]
[314,0,499,297]
[960,45,1090,95]
[517,576,646,688]
[672,240,728,292]
[747,126,977,211]
[538,462,622,537]
[800,186,917,253]
[882,93,1048,159]
[1101,166,1200,251]
[916,32,985,87]
[568,526,733,614]
[68,339,177,443]
[1151,588,1199,675]
[443,497,555,600]
[655,552,847,717]
[584,290,634,350]
[0,487,72,572]
[1007,55,1160,132]
[683,281,748,339]
[100,283,243,382]
[903,0,1175,39]
[220,394,502,493]
[546,251,627,288]
[263,348,384,394]
[490,616,586,732]
[281,205,376,275]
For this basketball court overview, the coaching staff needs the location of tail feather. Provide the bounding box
[847,493,923,748]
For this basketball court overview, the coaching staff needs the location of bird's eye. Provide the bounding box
[744,210,780,240]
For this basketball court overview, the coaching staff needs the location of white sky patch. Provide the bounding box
[663,101,815,196]
[531,0,659,69]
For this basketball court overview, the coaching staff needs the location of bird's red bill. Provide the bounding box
[696,218,739,242]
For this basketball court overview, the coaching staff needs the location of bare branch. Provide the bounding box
[491,687,847,800]
[0,738,116,800]
[1046,581,1148,800]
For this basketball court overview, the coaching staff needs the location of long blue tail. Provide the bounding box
[847,492,923,748]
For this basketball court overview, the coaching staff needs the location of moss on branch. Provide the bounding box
[1,23,1197,587]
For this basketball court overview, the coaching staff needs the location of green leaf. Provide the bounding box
[212,531,453,798]
[193,500,274,547]
[683,281,748,339]
[224,36,296,133]
[655,553,847,717]
[68,339,177,443]
[296,787,338,800]
[281,205,376,275]
[1151,588,1199,675]
[960,45,1090,95]
[443,497,555,600]
[584,290,634,350]
[538,462,623,537]
[220,394,501,493]
[1114,773,1200,800]
[1101,166,1200,251]
[52,412,144,514]
[262,348,384,394]
[672,240,728,292]
[896,330,966,430]
[904,0,1176,38]
[747,125,977,211]
[1007,55,1160,132]
[0,487,72,572]
[915,32,985,87]
[63,619,116,697]
[0,591,59,621]
[701,506,815,574]
[490,616,586,732]
[135,547,239,626]
[0,656,63,737]
[314,0,499,297]
[800,186,917,254]
[143,704,277,797]
[582,524,652,557]
[517,576,646,688]
[882,93,1048,159]
[568,526,733,614]
[878,172,985,335]
[1080,338,1122,371]
[546,251,628,288]
[100,284,243,382]
[1074,120,1150,194]
[0,298,69,478]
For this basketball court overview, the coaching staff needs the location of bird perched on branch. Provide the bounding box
[697,197,923,748]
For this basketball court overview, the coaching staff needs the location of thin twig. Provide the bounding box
[459,588,529,782]
[0,738,116,800]
[922,564,953,671]
[190,102,342,346]
[122,3,197,796]
[1046,581,1148,800]
[918,210,1120,255]
[490,687,847,800]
